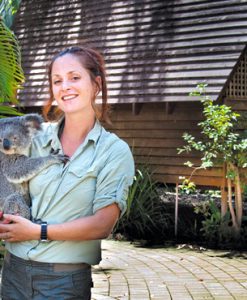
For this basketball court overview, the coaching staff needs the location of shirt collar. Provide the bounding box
[85,120,103,145]
[41,118,103,149]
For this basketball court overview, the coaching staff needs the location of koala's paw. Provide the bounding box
[53,154,70,165]
[50,148,69,164]
[50,147,60,155]
[3,198,31,219]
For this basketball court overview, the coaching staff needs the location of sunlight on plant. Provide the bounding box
[179,178,196,195]
[178,83,247,234]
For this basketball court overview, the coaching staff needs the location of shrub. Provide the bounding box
[178,83,247,234]
[114,166,172,242]
[195,200,247,250]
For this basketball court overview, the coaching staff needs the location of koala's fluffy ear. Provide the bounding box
[23,114,44,130]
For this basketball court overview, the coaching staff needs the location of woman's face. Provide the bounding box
[51,54,96,117]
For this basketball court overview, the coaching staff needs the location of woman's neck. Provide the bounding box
[60,114,96,157]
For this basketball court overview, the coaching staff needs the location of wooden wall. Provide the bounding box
[106,102,225,187]
[13,0,247,106]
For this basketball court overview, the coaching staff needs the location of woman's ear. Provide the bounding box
[95,76,102,95]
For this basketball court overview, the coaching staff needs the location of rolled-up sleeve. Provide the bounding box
[93,140,135,217]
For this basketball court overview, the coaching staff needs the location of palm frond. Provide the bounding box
[0,16,25,103]
[0,105,23,117]
[0,0,22,28]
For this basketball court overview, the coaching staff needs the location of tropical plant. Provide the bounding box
[114,166,171,241]
[178,84,247,234]
[200,200,233,247]
[0,0,24,116]
[0,0,21,28]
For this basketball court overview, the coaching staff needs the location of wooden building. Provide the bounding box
[13,0,247,187]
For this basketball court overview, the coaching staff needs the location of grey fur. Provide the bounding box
[0,114,67,219]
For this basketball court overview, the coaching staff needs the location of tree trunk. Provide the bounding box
[227,174,238,232]
[227,163,241,233]
[228,162,243,229]
[235,169,243,228]
[221,163,228,217]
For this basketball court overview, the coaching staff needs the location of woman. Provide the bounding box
[0,46,135,299]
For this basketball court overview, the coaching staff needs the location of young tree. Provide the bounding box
[178,84,247,233]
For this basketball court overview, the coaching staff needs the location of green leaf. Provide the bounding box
[0,17,25,104]
[184,161,194,167]
[0,105,23,116]
[0,0,22,28]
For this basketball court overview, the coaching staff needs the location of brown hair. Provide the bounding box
[42,46,111,123]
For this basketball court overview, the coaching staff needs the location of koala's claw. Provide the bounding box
[57,154,70,164]
[50,148,60,155]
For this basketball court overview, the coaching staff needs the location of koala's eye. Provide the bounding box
[13,136,18,141]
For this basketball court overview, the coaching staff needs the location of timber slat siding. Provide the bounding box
[106,102,226,187]
[14,0,247,187]
[14,0,247,106]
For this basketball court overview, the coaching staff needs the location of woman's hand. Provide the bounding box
[0,214,40,242]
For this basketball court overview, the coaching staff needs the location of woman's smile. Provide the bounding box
[62,94,78,101]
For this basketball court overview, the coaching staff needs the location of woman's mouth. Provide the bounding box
[62,95,78,101]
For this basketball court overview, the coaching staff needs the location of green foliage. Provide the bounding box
[0,6,24,116]
[243,184,247,200]
[178,83,247,171]
[204,189,221,198]
[0,17,24,102]
[114,167,171,241]
[0,0,22,28]
[199,200,237,248]
[179,178,196,195]
[0,105,22,117]
[193,200,211,217]
[178,83,246,236]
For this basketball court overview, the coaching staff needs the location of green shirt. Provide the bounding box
[6,120,134,264]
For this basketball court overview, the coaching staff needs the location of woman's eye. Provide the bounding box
[72,76,80,81]
[53,80,61,85]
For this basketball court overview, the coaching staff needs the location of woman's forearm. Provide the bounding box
[0,203,120,243]
[47,203,120,241]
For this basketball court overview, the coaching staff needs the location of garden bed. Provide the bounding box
[114,185,247,251]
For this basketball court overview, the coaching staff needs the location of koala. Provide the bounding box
[0,114,67,219]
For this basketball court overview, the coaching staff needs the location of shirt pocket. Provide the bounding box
[54,165,98,217]
[61,165,98,194]
[68,163,97,178]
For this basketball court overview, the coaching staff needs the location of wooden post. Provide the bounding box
[132,103,143,115]
[165,102,176,115]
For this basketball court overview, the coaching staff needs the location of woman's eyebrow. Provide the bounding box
[52,71,80,77]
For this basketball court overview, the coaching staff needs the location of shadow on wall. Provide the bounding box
[118,0,175,103]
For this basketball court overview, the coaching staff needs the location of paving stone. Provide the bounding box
[91,240,247,300]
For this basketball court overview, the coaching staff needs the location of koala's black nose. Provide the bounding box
[3,138,11,150]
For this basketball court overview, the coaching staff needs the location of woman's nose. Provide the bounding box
[61,80,71,90]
